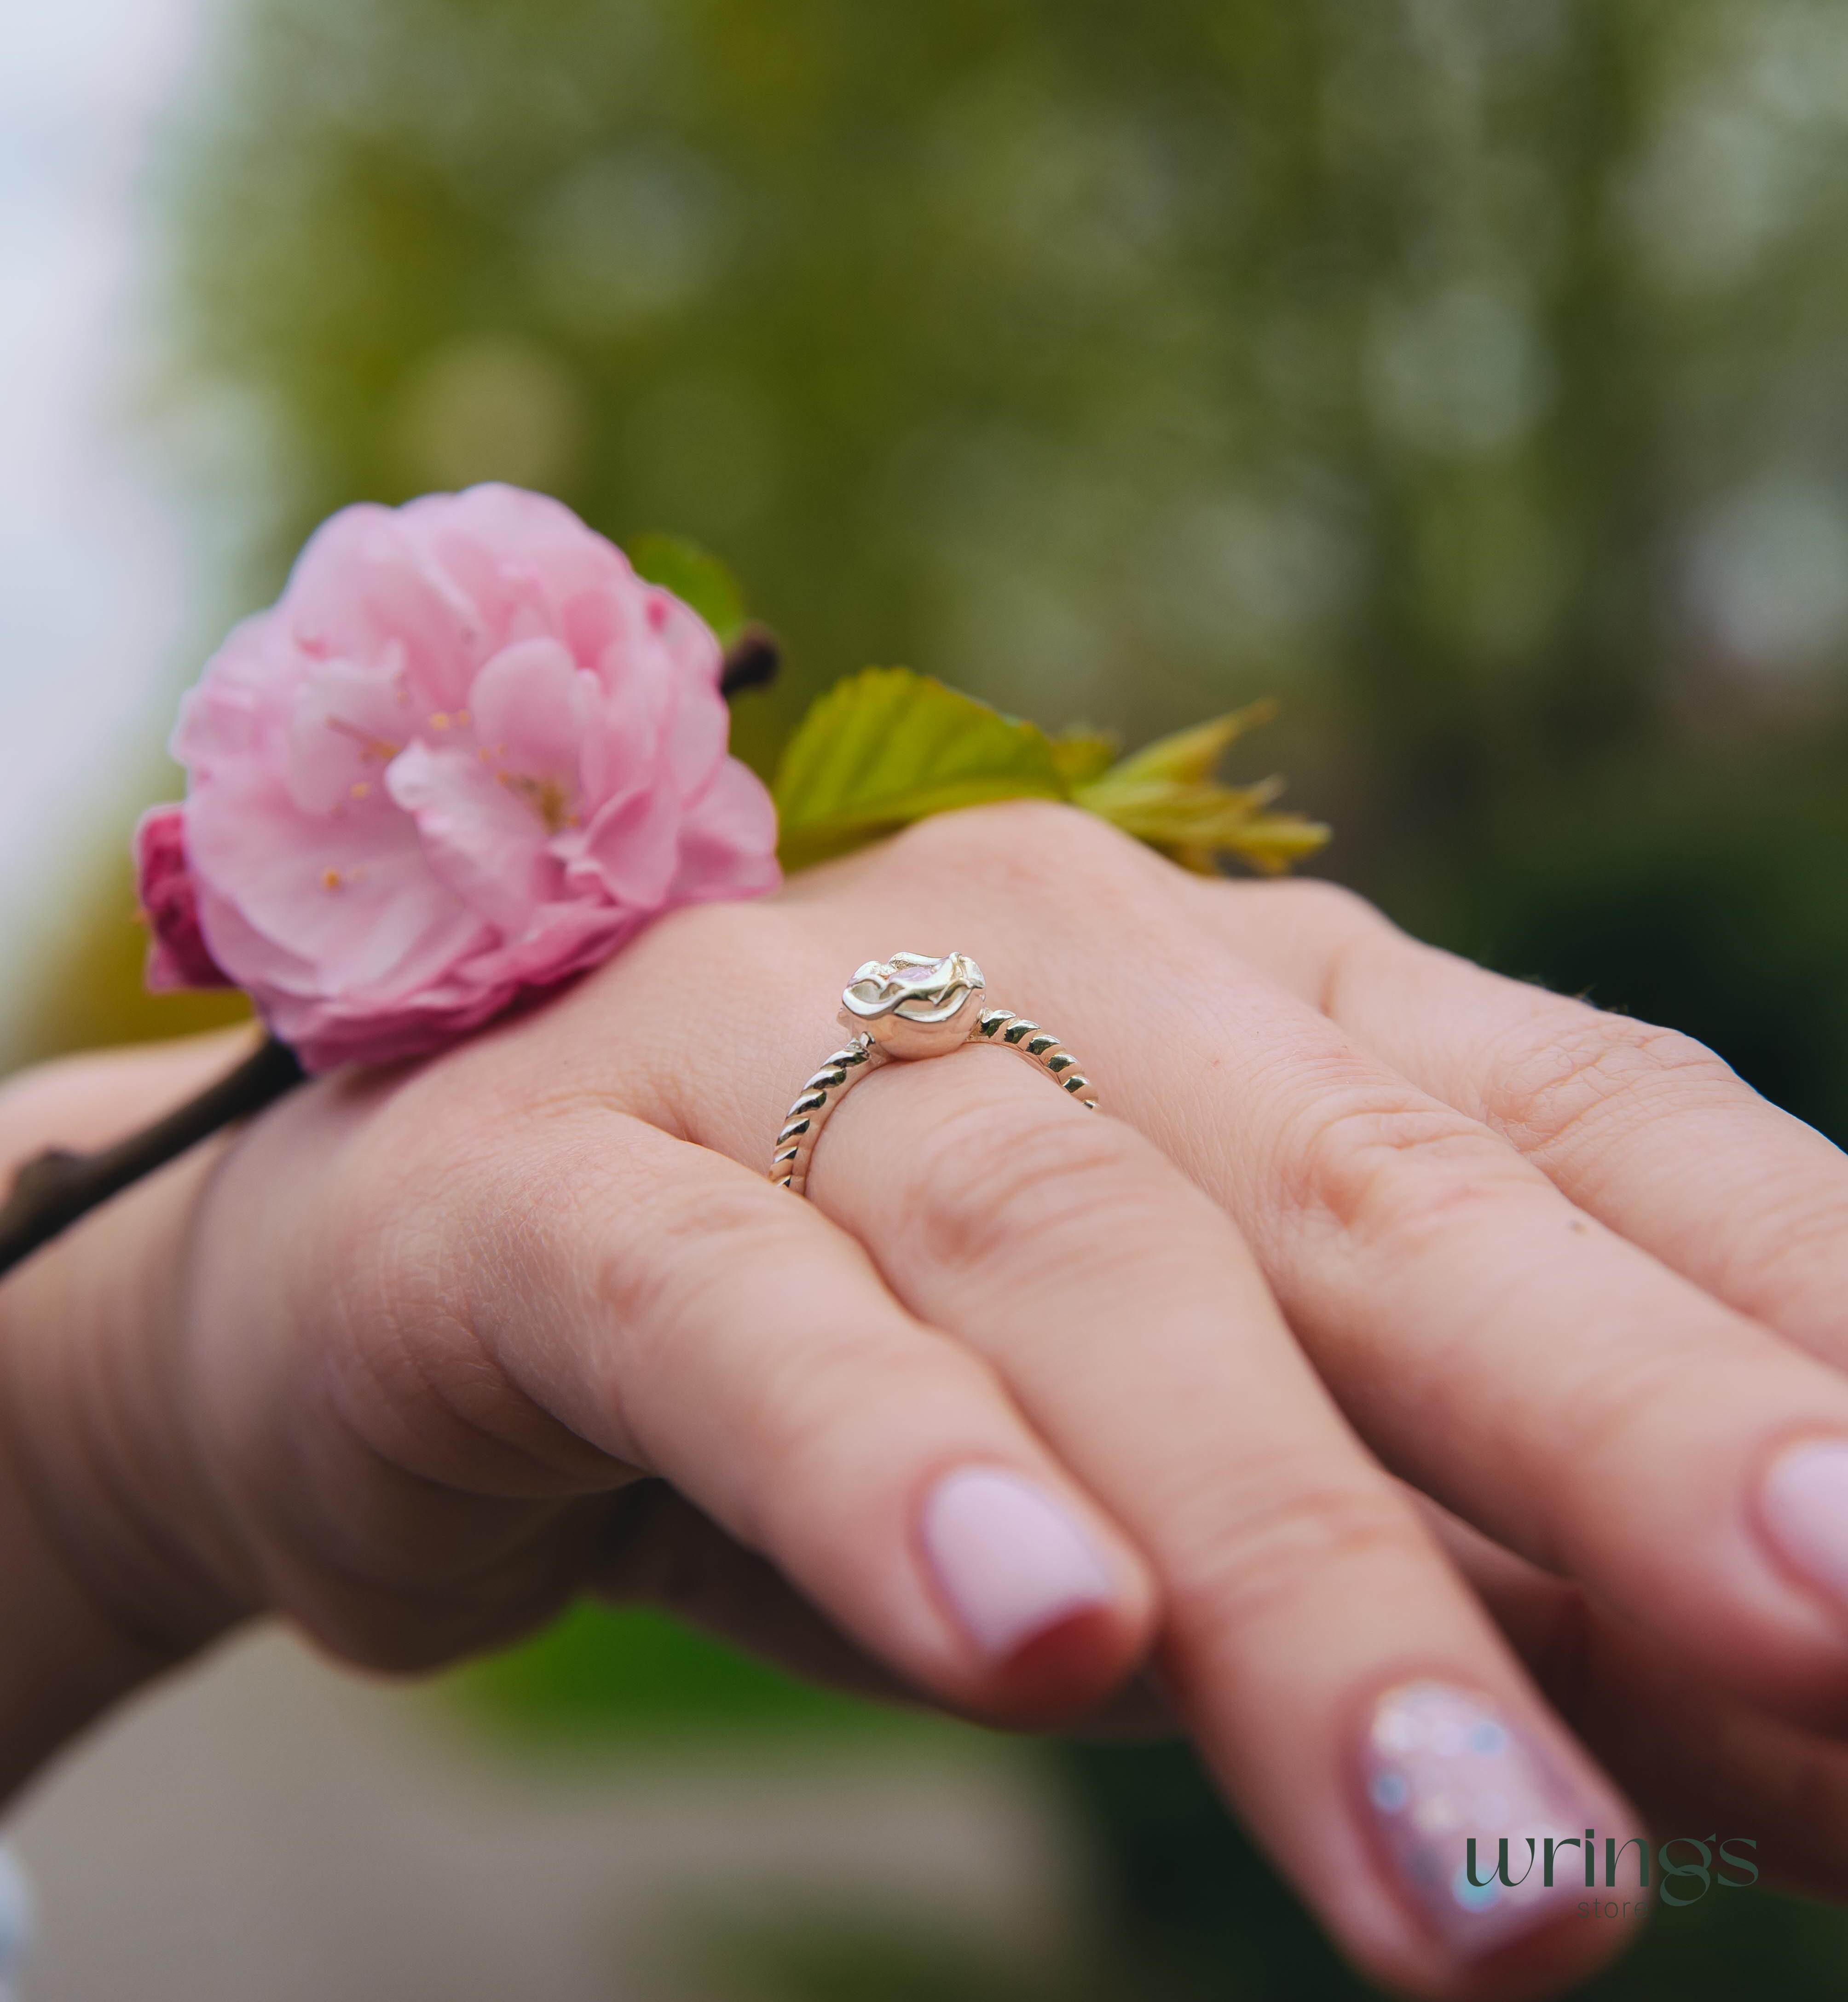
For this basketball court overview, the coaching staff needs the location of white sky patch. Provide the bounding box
[0,0,218,1039]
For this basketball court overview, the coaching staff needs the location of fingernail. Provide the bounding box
[1363,1682,1596,1956]
[920,1466,1114,1660]
[1761,1439,1848,1608]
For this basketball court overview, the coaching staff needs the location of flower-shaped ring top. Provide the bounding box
[771,949,1098,1196]
[839,951,985,1058]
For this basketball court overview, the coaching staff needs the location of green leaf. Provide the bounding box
[772,670,1331,877]
[1073,701,1331,875]
[773,666,1067,869]
[1050,729,1119,788]
[1081,775,1286,845]
[1217,814,1334,874]
[1084,700,1278,794]
[624,532,748,643]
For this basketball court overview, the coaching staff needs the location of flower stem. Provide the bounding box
[0,1036,306,1280]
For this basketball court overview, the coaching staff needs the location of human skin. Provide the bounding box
[5,801,1848,1996]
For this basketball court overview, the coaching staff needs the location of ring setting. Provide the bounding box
[770,951,1098,1196]
[839,951,986,1057]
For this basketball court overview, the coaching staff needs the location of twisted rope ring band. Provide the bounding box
[770,952,1098,1197]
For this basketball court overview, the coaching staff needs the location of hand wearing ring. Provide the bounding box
[770,952,1096,1196]
[15,799,1848,2000]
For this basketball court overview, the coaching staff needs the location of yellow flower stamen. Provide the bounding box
[508,773,572,835]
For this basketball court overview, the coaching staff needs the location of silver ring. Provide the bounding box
[769,952,1099,1196]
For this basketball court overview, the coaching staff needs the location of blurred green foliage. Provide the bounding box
[148,0,1848,1125]
[685,1903,1076,2002]
[31,0,1848,1992]
[449,1599,915,1743]
[626,531,750,643]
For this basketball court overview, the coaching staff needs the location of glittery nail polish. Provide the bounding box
[1363,1681,1599,1955]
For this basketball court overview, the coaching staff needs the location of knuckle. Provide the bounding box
[901,1092,1164,1277]
[887,798,1142,891]
[1486,1009,1739,1159]
[1286,876,1382,927]
[1161,1463,1431,1643]
[1226,873,1382,937]
[1291,884,1400,1005]
[1274,1070,1526,1248]
[1195,874,1394,1010]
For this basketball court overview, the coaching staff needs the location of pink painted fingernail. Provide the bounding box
[1363,1683,1600,1956]
[920,1467,1114,1659]
[1761,1439,1848,1609]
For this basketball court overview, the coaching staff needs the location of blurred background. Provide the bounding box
[6,0,1848,1994]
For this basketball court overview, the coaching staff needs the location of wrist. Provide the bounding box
[0,1044,265,1798]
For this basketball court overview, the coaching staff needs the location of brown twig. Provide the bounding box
[0,1036,306,1281]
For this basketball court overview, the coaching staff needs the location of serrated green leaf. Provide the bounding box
[1215,814,1334,874]
[772,669,1330,878]
[773,666,1066,869]
[1067,697,1329,874]
[1050,730,1119,788]
[1081,780,1329,871]
[1089,700,1279,793]
[1079,776,1286,846]
[624,532,748,643]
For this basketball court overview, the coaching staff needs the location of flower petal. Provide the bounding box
[133,805,232,989]
[669,757,783,904]
[186,773,488,1000]
[288,652,416,814]
[386,740,559,936]
[468,637,594,795]
[285,504,490,711]
[560,780,682,910]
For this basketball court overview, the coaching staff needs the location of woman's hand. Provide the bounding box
[6,800,1848,1997]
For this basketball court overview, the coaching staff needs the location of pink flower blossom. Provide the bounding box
[135,804,233,992]
[136,485,780,1071]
